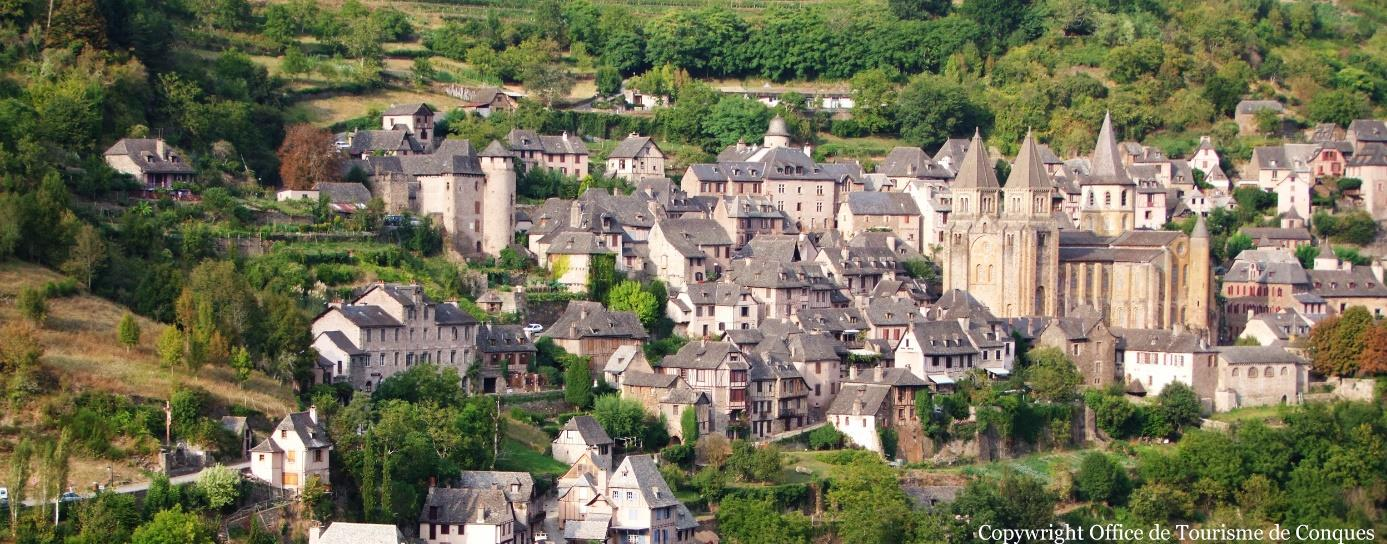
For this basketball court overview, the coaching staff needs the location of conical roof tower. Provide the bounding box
[1087,112,1132,185]
[1005,129,1049,189]
[953,129,999,189]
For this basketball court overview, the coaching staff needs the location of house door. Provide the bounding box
[484,377,497,393]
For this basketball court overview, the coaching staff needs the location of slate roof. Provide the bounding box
[1110,230,1181,247]
[951,130,999,189]
[734,235,804,261]
[1307,267,1387,297]
[1246,310,1314,342]
[609,135,656,158]
[727,260,832,289]
[796,307,868,333]
[604,344,645,374]
[932,138,971,173]
[826,383,890,415]
[1058,247,1163,263]
[845,191,921,216]
[343,130,424,156]
[104,138,196,174]
[1081,112,1133,186]
[1240,227,1312,241]
[253,411,331,453]
[1112,328,1207,353]
[929,289,998,322]
[878,147,950,178]
[455,471,535,505]
[907,320,982,355]
[843,366,928,388]
[560,416,613,446]
[422,487,515,525]
[610,455,683,508]
[545,301,647,340]
[1223,251,1309,284]
[334,305,403,328]
[382,103,432,116]
[684,283,750,307]
[661,340,748,370]
[478,324,536,353]
[1348,119,1387,142]
[1347,142,1387,167]
[620,370,679,388]
[506,128,588,155]
[1215,346,1305,365]
[319,330,364,355]
[656,218,732,257]
[1005,130,1050,189]
[314,522,404,544]
[724,329,765,346]
[865,297,921,327]
[720,195,785,219]
[544,229,613,255]
[315,182,371,204]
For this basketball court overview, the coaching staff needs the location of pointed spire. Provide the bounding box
[1088,111,1131,185]
[480,140,512,157]
[952,129,999,189]
[1005,129,1048,189]
[1191,213,1209,239]
[1317,238,1335,259]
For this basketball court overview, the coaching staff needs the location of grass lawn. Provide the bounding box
[290,86,474,126]
[1209,404,1288,423]
[496,438,568,478]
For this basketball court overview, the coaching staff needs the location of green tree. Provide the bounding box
[889,0,950,19]
[522,64,576,107]
[157,327,184,369]
[131,506,214,544]
[63,224,107,289]
[596,64,623,96]
[118,313,142,352]
[1153,381,1201,436]
[70,492,141,544]
[1224,232,1253,261]
[47,0,108,49]
[850,68,896,134]
[895,74,988,149]
[718,497,813,544]
[229,347,253,387]
[607,281,659,329]
[1023,347,1082,403]
[1076,452,1129,504]
[587,253,618,302]
[197,465,242,510]
[592,394,645,442]
[949,469,1056,541]
[1307,90,1371,127]
[17,286,46,324]
[1294,243,1319,269]
[680,406,699,443]
[704,96,774,150]
[565,360,593,409]
[828,458,913,544]
[1129,482,1195,524]
[809,424,844,450]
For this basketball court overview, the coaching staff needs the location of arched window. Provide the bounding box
[987,265,994,282]
[975,264,983,282]
[1120,190,1128,206]
[1087,192,1095,206]
[1247,367,1255,379]
[1232,368,1239,377]
[1104,192,1112,206]
[1264,367,1275,378]
[1280,367,1287,376]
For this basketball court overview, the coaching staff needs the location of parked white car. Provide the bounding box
[0,487,9,505]
[523,323,544,334]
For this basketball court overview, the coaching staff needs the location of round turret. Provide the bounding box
[764,116,791,148]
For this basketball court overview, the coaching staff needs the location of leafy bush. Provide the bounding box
[808,424,845,450]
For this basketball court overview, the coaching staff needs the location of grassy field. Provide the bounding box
[496,438,569,478]
[0,262,297,493]
[1208,404,1289,423]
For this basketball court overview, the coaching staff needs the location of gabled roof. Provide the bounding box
[661,340,748,370]
[826,383,890,416]
[951,130,999,189]
[314,182,371,204]
[1346,143,1387,167]
[1215,346,1305,365]
[1236,100,1284,115]
[455,471,535,504]
[333,305,402,328]
[559,416,613,445]
[343,130,424,156]
[314,522,404,544]
[1306,266,1387,297]
[103,138,197,175]
[478,324,536,353]
[845,191,921,216]
[1111,328,1207,353]
[544,301,648,340]
[544,229,613,255]
[609,135,656,158]
[610,455,684,509]
[382,103,432,116]
[422,487,515,525]
[656,218,732,257]
[253,411,331,453]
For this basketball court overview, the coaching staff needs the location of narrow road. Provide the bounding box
[17,461,251,507]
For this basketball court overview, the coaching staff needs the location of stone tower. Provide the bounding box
[479,140,516,256]
[999,130,1061,316]
[1185,213,1213,336]
[944,130,1007,314]
[764,116,791,149]
[1079,112,1136,236]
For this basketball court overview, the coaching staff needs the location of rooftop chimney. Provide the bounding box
[308,405,318,424]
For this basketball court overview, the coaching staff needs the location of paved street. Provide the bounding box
[19,461,251,507]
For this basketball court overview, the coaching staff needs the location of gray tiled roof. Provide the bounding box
[951,131,999,189]
[314,522,404,544]
[796,307,868,333]
[422,487,515,525]
[343,130,423,156]
[561,415,613,445]
[1347,143,1387,167]
[656,218,732,257]
[1082,112,1133,186]
[383,103,432,116]
[103,138,196,175]
[335,305,403,328]
[319,331,364,355]
[845,191,921,216]
[545,301,647,340]
[865,297,921,327]
[1240,227,1312,241]
[608,135,655,158]
[455,471,535,504]
[661,340,748,370]
[314,182,371,204]
[1236,100,1284,115]
[544,229,613,255]
[1112,328,1207,353]
[826,383,890,415]
[1307,266,1387,297]
[1215,346,1305,365]
[621,370,679,388]
[610,455,683,508]
[478,324,536,353]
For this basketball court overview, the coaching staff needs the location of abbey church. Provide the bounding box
[943,114,1213,335]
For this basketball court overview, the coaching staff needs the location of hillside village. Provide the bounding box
[2,0,1387,544]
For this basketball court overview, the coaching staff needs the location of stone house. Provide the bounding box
[551,416,614,465]
[1240,227,1313,250]
[250,407,331,491]
[310,283,479,391]
[536,230,613,294]
[381,103,436,150]
[1220,249,1314,341]
[712,195,794,250]
[655,340,750,436]
[619,371,712,442]
[606,134,666,182]
[901,179,952,248]
[543,301,648,374]
[826,367,928,459]
[444,86,517,118]
[339,129,426,159]
[893,314,1015,385]
[1345,142,1387,219]
[836,191,923,249]
[746,355,810,439]
[555,449,613,539]
[1113,328,1216,402]
[602,345,653,388]
[667,282,760,338]
[648,218,733,290]
[1190,136,1220,176]
[878,146,952,189]
[1307,255,1387,316]
[506,129,589,178]
[605,455,699,544]
[103,138,196,188]
[864,296,920,344]
[1347,119,1387,152]
[1308,143,1349,179]
[1213,346,1308,412]
[1030,310,1119,388]
[419,486,519,544]
[726,260,840,320]
[477,324,537,394]
[1239,310,1315,348]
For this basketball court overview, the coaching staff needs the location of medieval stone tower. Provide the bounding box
[1185,212,1213,336]
[1078,112,1136,236]
[479,140,516,256]
[944,130,1059,318]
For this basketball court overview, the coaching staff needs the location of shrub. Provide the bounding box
[17,286,47,324]
[808,424,845,450]
[1076,452,1130,505]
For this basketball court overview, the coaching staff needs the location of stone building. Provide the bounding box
[1113,328,1216,401]
[1213,346,1308,412]
[606,134,666,182]
[103,138,196,188]
[506,129,589,178]
[250,408,331,491]
[654,340,750,436]
[310,283,479,391]
[542,301,648,374]
[1078,114,1137,236]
